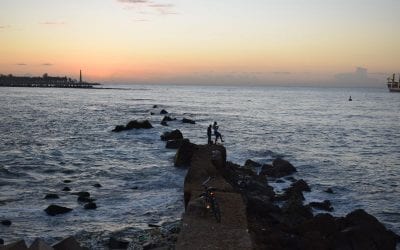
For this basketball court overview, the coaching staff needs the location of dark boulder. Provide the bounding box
[162,116,176,122]
[77,196,96,203]
[150,112,155,115]
[62,187,71,192]
[166,139,190,149]
[1,220,11,226]
[174,140,197,168]
[160,121,168,126]
[29,238,53,250]
[93,183,102,188]
[291,179,311,192]
[244,159,262,169]
[44,194,60,199]
[1,240,27,249]
[84,202,97,209]
[112,125,126,132]
[324,188,334,194]
[153,105,158,108]
[309,200,333,212]
[53,236,84,250]
[160,109,168,114]
[126,120,153,129]
[161,129,183,141]
[44,205,73,216]
[0,238,3,245]
[109,237,129,249]
[71,191,90,198]
[297,213,338,238]
[331,209,399,250]
[260,158,296,177]
[182,118,195,124]
[63,180,72,183]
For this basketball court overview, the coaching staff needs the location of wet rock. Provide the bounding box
[112,125,126,132]
[63,180,72,183]
[44,205,73,216]
[281,192,313,227]
[182,118,195,124]
[160,129,183,141]
[84,202,97,209]
[174,140,197,168]
[150,112,155,115]
[324,188,334,194]
[162,116,176,122]
[297,213,338,238]
[148,224,160,228]
[62,187,71,192]
[93,183,102,188]
[260,158,296,177]
[291,179,311,192]
[153,105,158,108]
[53,236,84,250]
[244,159,262,169]
[126,120,153,129]
[29,238,53,250]
[0,238,3,245]
[309,200,333,212]
[1,220,11,226]
[331,209,399,250]
[71,191,90,198]
[2,240,28,250]
[285,176,297,182]
[166,139,189,149]
[77,196,96,203]
[276,179,285,183]
[109,237,129,249]
[160,121,168,126]
[44,194,59,200]
[160,109,168,114]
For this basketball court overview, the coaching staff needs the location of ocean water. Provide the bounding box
[0,85,399,246]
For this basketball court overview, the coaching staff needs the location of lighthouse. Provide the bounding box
[79,70,82,83]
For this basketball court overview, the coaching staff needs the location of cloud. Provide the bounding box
[118,0,149,3]
[0,25,11,29]
[117,0,177,15]
[42,63,53,66]
[40,21,65,25]
[272,71,291,75]
[16,63,27,66]
[334,67,379,87]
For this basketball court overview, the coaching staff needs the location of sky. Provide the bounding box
[1,0,399,86]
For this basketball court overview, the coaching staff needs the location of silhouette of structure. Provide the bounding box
[0,71,99,88]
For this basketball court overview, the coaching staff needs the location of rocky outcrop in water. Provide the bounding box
[260,158,297,177]
[182,118,195,124]
[166,139,190,149]
[44,205,73,216]
[112,120,153,132]
[160,129,183,141]
[174,140,197,168]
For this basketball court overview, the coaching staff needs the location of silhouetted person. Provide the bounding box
[349,96,352,101]
[207,124,212,145]
[213,122,224,143]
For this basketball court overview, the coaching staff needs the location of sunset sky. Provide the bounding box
[1,0,399,85]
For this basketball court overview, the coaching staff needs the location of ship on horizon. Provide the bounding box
[387,74,400,92]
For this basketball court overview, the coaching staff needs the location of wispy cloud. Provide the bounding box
[273,71,291,75]
[40,21,65,25]
[16,63,27,66]
[0,25,11,29]
[117,0,178,16]
[42,63,53,66]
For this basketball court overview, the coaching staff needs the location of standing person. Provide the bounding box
[213,122,224,143]
[207,124,212,145]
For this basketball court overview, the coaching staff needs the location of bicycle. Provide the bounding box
[200,176,221,223]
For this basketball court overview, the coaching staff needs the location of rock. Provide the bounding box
[160,129,183,141]
[148,223,160,228]
[44,205,73,216]
[77,196,95,203]
[53,236,84,250]
[162,116,176,122]
[2,240,28,250]
[29,238,53,250]
[125,120,153,129]
[63,180,71,183]
[153,105,158,108]
[160,121,168,126]
[62,187,71,192]
[297,213,338,238]
[174,140,197,168]
[166,139,189,149]
[281,192,313,227]
[93,183,102,188]
[150,112,155,115]
[182,118,195,124]
[309,200,333,212]
[112,125,126,132]
[276,179,285,183]
[260,158,296,177]
[109,237,129,249]
[244,159,262,169]
[324,188,334,194]
[1,220,12,226]
[84,202,97,209]
[0,238,3,245]
[246,195,281,217]
[331,209,399,250]
[285,176,297,182]
[44,194,59,199]
[160,109,168,114]
[71,191,90,198]
[291,179,311,192]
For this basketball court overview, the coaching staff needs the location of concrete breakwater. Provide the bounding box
[172,140,400,250]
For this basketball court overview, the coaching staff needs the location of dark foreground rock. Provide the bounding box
[174,140,197,168]
[166,139,190,149]
[29,238,53,250]
[160,109,168,114]
[1,220,12,226]
[84,202,97,209]
[53,236,85,250]
[44,205,73,216]
[0,240,27,249]
[260,158,297,177]
[112,120,153,132]
[160,129,183,141]
[309,200,333,212]
[182,118,195,124]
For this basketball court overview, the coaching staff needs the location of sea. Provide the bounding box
[0,85,399,247]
